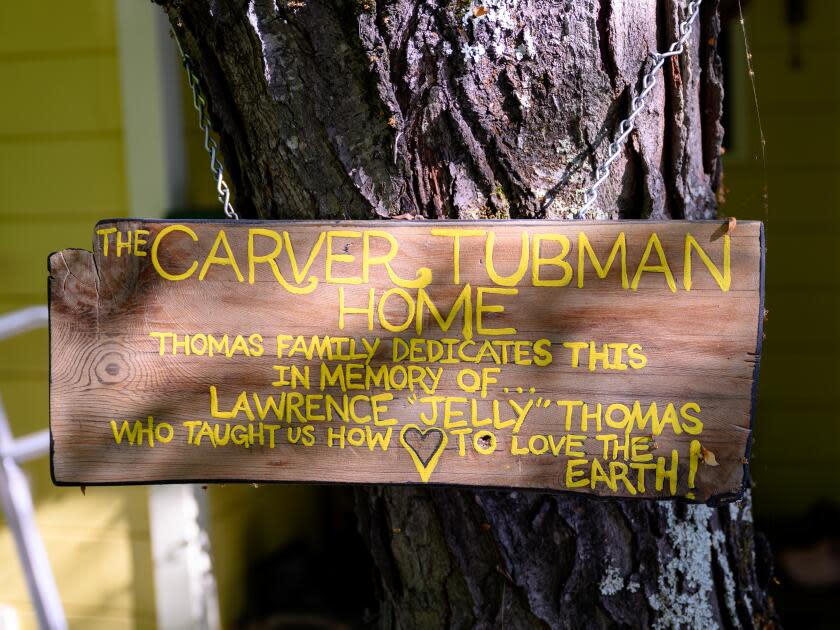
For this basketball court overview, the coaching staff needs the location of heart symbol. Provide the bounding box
[399,424,448,483]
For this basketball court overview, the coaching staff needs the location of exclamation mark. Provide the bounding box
[687,439,702,500]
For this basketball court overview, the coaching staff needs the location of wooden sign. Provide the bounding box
[49,220,764,502]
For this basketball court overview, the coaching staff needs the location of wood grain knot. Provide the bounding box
[95,351,129,385]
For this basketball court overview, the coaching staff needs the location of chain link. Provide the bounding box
[170,29,239,220]
[577,0,702,218]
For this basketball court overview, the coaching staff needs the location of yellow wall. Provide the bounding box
[0,1,157,628]
[0,2,318,628]
[721,1,840,515]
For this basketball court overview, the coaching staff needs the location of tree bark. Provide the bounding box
[156,0,777,627]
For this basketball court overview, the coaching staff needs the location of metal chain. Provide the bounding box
[578,0,702,218]
[170,2,700,222]
[170,29,239,220]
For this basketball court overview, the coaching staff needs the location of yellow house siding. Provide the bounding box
[0,140,125,221]
[0,1,156,628]
[722,1,840,515]
[0,2,115,57]
[0,57,122,135]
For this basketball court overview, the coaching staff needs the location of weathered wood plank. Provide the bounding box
[49,220,763,502]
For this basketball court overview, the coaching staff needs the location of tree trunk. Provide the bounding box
[156,0,777,626]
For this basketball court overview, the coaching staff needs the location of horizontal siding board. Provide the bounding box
[0,379,48,439]
[739,0,838,49]
[0,137,126,218]
[0,1,115,57]
[0,329,48,378]
[723,0,840,516]
[0,219,107,300]
[0,3,151,628]
[0,57,121,136]
[0,532,154,612]
[720,168,839,220]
